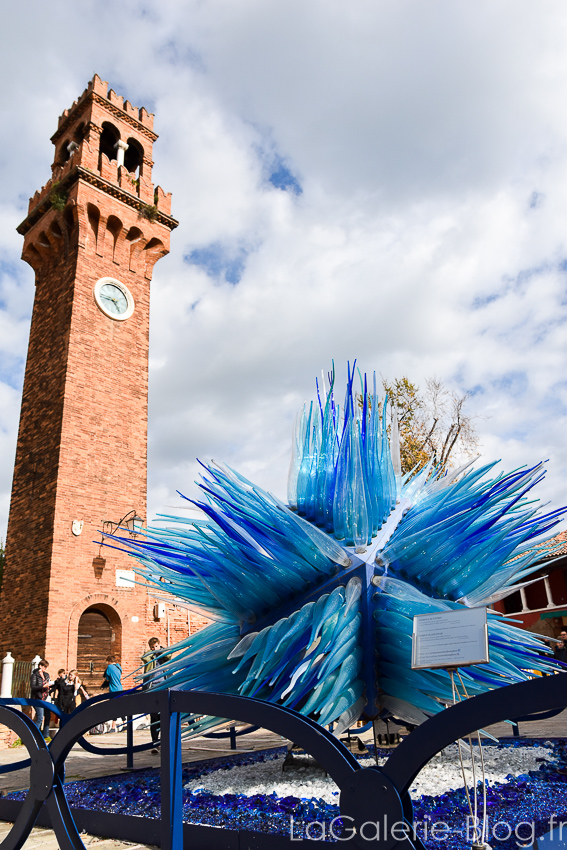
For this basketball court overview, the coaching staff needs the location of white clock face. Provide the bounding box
[93,278,135,321]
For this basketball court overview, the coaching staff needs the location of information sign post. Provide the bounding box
[411,607,489,670]
[410,606,491,850]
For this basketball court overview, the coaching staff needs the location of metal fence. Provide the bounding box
[10,660,32,699]
[0,675,565,850]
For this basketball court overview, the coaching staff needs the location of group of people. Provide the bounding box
[29,639,169,745]
[30,661,90,739]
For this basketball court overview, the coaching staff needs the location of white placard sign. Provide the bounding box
[116,569,136,589]
[411,607,489,670]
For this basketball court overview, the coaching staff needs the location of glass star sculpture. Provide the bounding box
[109,365,565,735]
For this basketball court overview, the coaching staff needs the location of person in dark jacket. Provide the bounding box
[30,660,51,739]
[53,669,90,714]
[141,637,171,753]
[50,668,67,720]
[59,675,77,714]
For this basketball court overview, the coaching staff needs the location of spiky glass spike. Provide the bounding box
[108,365,565,734]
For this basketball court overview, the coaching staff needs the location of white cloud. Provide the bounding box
[0,0,565,538]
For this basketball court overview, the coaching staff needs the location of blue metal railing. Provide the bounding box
[0,675,565,850]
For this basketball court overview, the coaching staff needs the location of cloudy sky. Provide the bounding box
[0,0,565,539]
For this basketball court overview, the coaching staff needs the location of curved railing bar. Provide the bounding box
[0,699,64,774]
[346,719,373,734]
[0,677,564,850]
[21,689,359,788]
[203,723,260,739]
[169,690,360,788]
[0,695,147,769]
[76,735,158,757]
[2,691,364,847]
[67,691,160,757]
[46,692,161,770]
[0,697,64,719]
[21,690,361,850]
[511,706,564,723]
[0,706,53,850]
[382,674,567,796]
[44,692,163,850]
[0,755,31,775]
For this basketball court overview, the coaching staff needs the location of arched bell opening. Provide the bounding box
[73,121,86,143]
[56,138,71,165]
[124,137,144,177]
[99,121,120,167]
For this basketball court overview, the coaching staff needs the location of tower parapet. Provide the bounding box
[55,75,155,133]
[20,74,174,227]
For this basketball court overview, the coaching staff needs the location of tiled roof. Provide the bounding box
[534,529,567,562]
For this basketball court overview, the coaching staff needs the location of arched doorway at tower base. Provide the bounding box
[76,604,122,692]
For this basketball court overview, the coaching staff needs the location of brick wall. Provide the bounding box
[0,726,18,748]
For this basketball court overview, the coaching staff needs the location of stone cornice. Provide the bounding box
[17,166,178,236]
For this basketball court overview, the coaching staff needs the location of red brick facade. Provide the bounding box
[0,76,206,701]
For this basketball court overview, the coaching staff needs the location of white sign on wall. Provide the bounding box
[116,569,136,589]
[411,607,489,670]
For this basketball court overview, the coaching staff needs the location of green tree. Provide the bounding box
[382,377,479,476]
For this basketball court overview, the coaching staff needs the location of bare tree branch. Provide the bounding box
[383,376,479,477]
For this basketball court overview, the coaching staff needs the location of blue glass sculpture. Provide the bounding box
[107,364,565,734]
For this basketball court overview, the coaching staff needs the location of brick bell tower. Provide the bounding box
[0,75,181,689]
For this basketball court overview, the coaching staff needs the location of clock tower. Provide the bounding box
[0,76,183,688]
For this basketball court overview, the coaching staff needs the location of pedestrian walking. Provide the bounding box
[30,659,51,739]
[104,655,123,732]
[50,668,66,721]
[142,637,171,753]
[104,655,123,692]
[71,669,90,705]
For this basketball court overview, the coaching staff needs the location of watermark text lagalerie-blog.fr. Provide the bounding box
[290,814,566,844]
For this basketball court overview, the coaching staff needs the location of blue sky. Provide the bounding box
[0,0,565,537]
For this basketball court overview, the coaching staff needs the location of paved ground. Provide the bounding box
[1,710,565,848]
[0,820,155,849]
[484,708,567,741]
[0,724,287,793]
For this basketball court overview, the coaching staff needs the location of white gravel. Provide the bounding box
[183,743,555,803]
[406,742,554,798]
